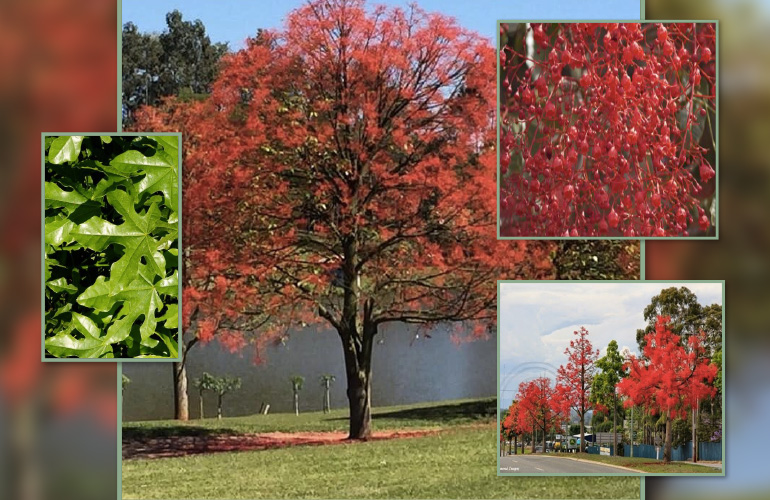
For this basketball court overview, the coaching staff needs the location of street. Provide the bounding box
[499,454,634,474]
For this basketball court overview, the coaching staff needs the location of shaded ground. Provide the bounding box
[123,428,440,460]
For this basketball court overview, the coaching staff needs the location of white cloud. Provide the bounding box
[498,281,723,407]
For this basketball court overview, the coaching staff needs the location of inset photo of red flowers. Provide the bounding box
[498,22,717,238]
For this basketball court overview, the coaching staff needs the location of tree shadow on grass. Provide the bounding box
[325,398,497,424]
[372,398,497,423]
[122,425,240,441]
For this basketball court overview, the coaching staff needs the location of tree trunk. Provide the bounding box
[692,404,698,463]
[217,394,222,419]
[542,427,546,454]
[294,391,299,416]
[344,356,372,439]
[531,424,536,453]
[514,435,517,454]
[199,392,204,419]
[172,361,189,421]
[579,415,585,453]
[324,384,331,413]
[663,412,673,463]
[613,390,617,456]
[330,238,375,440]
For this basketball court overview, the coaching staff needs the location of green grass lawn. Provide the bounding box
[122,398,640,499]
[552,452,722,474]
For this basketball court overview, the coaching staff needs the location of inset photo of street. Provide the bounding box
[498,281,724,476]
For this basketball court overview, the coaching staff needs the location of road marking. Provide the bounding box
[535,467,544,471]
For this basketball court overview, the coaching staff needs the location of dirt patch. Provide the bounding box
[123,429,441,460]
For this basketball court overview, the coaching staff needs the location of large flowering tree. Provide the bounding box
[618,315,718,463]
[134,0,555,438]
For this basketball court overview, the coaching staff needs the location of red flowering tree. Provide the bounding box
[516,377,567,453]
[499,22,716,236]
[134,0,555,437]
[555,326,599,452]
[618,315,718,463]
[501,400,521,455]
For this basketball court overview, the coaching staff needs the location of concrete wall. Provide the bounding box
[122,324,496,421]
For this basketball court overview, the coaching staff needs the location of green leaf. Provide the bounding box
[46,277,78,294]
[77,275,114,311]
[45,216,75,246]
[45,312,113,358]
[108,267,178,342]
[154,136,179,158]
[100,136,113,143]
[45,182,87,212]
[109,149,178,205]
[48,136,84,164]
[71,189,166,290]
[157,304,179,329]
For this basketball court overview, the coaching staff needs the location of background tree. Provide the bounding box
[133,0,556,439]
[556,327,599,452]
[121,374,130,395]
[122,11,227,122]
[701,304,723,354]
[210,374,242,419]
[123,9,228,419]
[192,371,217,419]
[553,241,640,280]
[618,315,717,463]
[636,287,704,352]
[290,375,305,416]
[590,340,626,454]
[320,374,335,413]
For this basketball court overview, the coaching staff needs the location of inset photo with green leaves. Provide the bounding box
[43,134,181,360]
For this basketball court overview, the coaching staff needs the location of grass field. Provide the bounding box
[122,398,641,499]
[123,398,497,439]
[552,452,722,474]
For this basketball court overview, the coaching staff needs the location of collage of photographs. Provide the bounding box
[6,0,770,499]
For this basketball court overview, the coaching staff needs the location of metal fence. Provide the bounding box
[585,444,615,456]
[630,442,722,461]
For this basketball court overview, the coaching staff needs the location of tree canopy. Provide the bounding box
[619,315,717,463]
[122,11,228,122]
[555,326,599,452]
[133,0,555,439]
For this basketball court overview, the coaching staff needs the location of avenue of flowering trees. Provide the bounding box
[131,0,562,439]
[501,287,721,465]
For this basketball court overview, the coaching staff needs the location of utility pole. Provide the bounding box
[613,387,617,456]
[692,398,698,463]
[630,405,634,458]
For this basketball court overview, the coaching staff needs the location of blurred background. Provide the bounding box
[0,0,118,500]
[645,0,770,500]
[2,0,770,499]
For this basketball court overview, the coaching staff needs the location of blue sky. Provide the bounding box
[122,0,641,48]
[498,282,723,409]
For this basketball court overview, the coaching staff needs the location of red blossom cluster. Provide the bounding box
[499,22,716,236]
[618,315,717,420]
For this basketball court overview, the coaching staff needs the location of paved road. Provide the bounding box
[499,454,633,474]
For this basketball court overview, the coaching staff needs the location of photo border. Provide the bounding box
[496,279,726,477]
[496,20,720,241]
[41,132,183,363]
